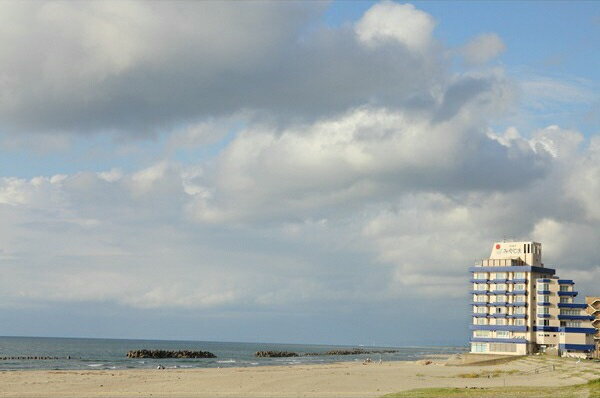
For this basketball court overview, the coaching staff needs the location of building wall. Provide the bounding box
[470,241,595,358]
[586,296,600,359]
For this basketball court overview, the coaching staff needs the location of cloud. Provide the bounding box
[354,1,435,52]
[1,1,599,345]
[461,33,506,65]
[0,0,448,137]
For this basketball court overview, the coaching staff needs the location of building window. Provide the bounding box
[496,331,510,338]
[474,273,486,280]
[476,318,487,325]
[540,283,549,291]
[472,343,487,353]
[474,331,490,337]
[490,343,517,353]
[496,319,505,325]
[515,319,525,326]
[542,319,550,326]
[514,272,525,279]
[560,297,571,303]
[515,284,526,291]
[516,295,526,302]
[514,307,525,314]
[496,295,507,303]
[537,295,550,303]
[538,306,550,314]
[560,309,580,316]
[565,321,581,327]
[559,285,570,292]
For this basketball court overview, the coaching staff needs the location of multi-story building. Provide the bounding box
[469,241,595,357]
[585,296,600,359]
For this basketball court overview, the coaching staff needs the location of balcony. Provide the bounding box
[538,302,551,306]
[509,290,527,295]
[490,290,509,295]
[512,279,528,283]
[535,326,558,332]
[557,303,587,309]
[558,291,578,297]
[536,313,551,318]
[470,337,528,344]
[469,325,528,332]
[537,290,551,295]
[470,279,488,283]
[558,315,594,321]
[558,279,574,285]
[558,327,596,334]
[508,302,527,307]
[471,290,488,295]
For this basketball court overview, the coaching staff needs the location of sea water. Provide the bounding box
[0,336,467,371]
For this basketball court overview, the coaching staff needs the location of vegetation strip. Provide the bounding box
[382,378,600,397]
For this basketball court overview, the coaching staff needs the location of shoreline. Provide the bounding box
[1,355,600,398]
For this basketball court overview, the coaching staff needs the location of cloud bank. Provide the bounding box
[0,1,598,343]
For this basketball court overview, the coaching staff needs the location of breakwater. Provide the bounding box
[1,356,65,360]
[254,348,398,358]
[126,349,216,359]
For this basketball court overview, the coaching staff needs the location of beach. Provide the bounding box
[1,355,600,398]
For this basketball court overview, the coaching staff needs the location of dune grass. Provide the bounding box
[457,369,520,378]
[383,378,600,398]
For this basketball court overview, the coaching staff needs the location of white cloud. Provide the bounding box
[461,33,506,65]
[0,1,599,327]
[355,1,435,52]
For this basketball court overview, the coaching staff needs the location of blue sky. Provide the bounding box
[0,1,599,346]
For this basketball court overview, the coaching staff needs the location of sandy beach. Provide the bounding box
[1,355,600,398]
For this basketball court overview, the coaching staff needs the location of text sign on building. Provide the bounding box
[490,242,523,259]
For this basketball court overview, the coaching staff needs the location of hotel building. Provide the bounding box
[585,296,600,359]
[470,241,595,357]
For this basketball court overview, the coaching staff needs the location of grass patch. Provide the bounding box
[383,377,600,398]
[457,370,520,379]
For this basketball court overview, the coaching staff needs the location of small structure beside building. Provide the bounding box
[585,296,600,359]
[470,241,595,358]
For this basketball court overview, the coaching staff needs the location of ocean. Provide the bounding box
[0,336,468,371]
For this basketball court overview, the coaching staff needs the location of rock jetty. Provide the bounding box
[320,349,397,356]
[254,351,299,358]
[255,348,398,358]
[0,356,62,360]
[126,350,216,359]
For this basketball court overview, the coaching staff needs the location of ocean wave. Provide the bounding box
[217,359,236,363]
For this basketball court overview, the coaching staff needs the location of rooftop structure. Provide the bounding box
[470,241,595,358]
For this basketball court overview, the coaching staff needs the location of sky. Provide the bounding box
[0,1,599,347]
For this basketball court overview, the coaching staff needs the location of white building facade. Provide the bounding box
[470,241,595,357]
